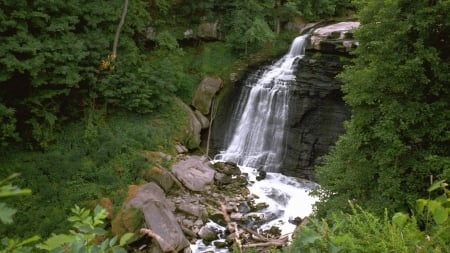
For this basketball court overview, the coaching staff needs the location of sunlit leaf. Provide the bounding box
[119,233,134,246]
[428,180,447,192]
[0,202,16,224]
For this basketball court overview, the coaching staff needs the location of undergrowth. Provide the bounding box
[0,102,187,238]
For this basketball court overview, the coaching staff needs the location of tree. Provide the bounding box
[315,0,450,216]
[0,0,181,148]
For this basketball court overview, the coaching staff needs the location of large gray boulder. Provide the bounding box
[192,76,222,115]
[171,156,215,192]
[126,182,190,252]
[309,21,360,53]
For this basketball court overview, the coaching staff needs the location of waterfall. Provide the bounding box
[215,35,308,172]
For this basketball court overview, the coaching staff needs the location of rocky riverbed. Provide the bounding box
[110,154,314,253]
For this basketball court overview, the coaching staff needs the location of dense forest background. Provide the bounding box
[1,0,449,252]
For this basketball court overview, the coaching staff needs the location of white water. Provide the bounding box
[240,166,317,235]
[215,35,308,172]
[192,35,318,252]
[190,164,318,253]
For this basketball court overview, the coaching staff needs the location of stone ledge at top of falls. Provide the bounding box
[308,21,360,54]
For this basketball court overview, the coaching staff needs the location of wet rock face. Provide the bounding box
[281,53,351,180]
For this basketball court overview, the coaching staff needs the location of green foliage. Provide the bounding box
[0,103,19,146]
[0,0,355,148]
[315,0,450,216]
[1,178,134,253]
[0,0,182,148]
[0,174,31,224]
[184,41,237,78]
[0,174,39,253]
[287,182,450,253]
[37,205,134,253]
[0,103,187,237]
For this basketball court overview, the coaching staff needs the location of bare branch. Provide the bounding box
[140,228,177,253]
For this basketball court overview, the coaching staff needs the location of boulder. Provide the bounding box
[198,225,219,242]
[175,143,189,154]
[198,21,219,40]
[177,201,207,220]
[194,110,210,129]
[126,183,190,252]
[309,21,360,53]
[141,166,175,193]
[212,161,241,176]
[183,29,194,39]
[214,172,232,186]
[192,76,222,115]
[171,156,215,192]
[175,97,202,149]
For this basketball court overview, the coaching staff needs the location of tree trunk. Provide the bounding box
[112,0,129,59]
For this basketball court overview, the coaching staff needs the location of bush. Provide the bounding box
[286,181,450,253]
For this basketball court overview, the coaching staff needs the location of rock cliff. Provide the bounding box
[281,53,350,180]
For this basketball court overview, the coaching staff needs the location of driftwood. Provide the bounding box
[242,239,288,249]
[219,203,290,252]
[140,228,177,253]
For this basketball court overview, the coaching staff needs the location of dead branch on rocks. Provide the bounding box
[219,203,290,252]
[140,228,177,253]
[242,239,288,249]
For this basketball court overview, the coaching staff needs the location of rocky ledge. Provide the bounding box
[110,154,294,253]
[308,21,360,54]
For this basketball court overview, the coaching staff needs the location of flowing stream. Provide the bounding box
[192,35,318,252]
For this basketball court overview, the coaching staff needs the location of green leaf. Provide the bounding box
[392,212,409,228]
[67,215,81,223]
[297,228,323,245]
[0,184,32,198]
[109,235,118,247]
[93,227,107,236]
[17,235,41,247]
[431,205,448,225]
[77,224,92,233]
[112,247,128,253]
[0,202,17,224]
[119,233,134,246]
[416,199,428,214]
[36,234,73,250]
[428,180,447,192]
[100,239,109,250]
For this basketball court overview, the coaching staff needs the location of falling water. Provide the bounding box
[215,35,308,172]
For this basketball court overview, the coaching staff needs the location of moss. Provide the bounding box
[112,206,144,235]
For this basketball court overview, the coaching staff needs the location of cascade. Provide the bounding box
[215,34,308,172]
[194,35,320,253]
